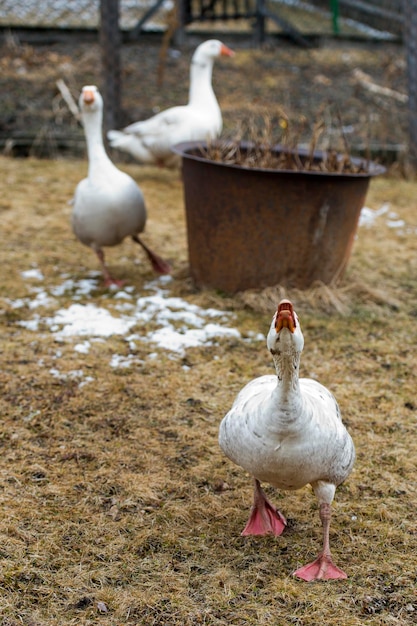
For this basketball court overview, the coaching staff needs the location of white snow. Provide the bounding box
[46,303,137,338]
[74,340,91,354]
[359,202,390,227]
[9,274,251,370]
[21,268,44,280]
[358,203,417,234]
[109,354,144,368]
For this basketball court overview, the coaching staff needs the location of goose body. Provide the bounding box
[72,85,170,285]
[219,300,355,581]
[107,40,234,166]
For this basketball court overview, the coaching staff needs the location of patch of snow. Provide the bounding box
[359,203,390,227]
[115,302,135,312]
[48,366,94,387]
[21,268,44,280]
[143,323,240,355]
[359,203,415,233]
[78,376,95,388]
[47,303,137,338]
[6,298,27,309]
[244,331,266,342]
[74,340,91,354]
[19,315,41,331]
[110,353,144,368]
[27,289,54,309]
[10,273,250,362]
[114,290,133,300]
[387,219,405,229]
[50,276,99,297]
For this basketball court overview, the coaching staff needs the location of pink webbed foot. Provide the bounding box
[242,480,287,536]
[242,501,286,536]
[293,554,347,581]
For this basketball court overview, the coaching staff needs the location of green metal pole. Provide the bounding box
[330,0,339,35]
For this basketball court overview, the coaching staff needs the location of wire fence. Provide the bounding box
[0,0,173,29]
[306,0,403,36]
[0,0,404,35]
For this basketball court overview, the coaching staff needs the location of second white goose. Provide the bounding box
[107,39,234,167]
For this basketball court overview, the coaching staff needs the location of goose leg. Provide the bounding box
[132,235,171,275]
[293,502,347,581]
[242,478,286,536]
[95,248,124,287]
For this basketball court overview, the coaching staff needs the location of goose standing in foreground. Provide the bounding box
[107,39,234,166]
[219,300,355,581]
[72,85,171,286]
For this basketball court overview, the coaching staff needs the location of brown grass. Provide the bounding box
[1,152,417,625]
[0,32,416,624]
[201,106,370,173]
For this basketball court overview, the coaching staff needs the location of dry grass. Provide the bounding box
[1,152,417,625]
[0,27,416,626]
[200,105,370,173]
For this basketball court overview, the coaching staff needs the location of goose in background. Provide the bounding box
[72,85,171,286]
[219,299,355,581]
[107,39,234,167]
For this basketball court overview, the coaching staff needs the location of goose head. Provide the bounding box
[192,39,235,64]
[267,299,304,356]
[79,85,103,115]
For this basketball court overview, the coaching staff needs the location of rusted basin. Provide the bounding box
[172,141,385,293]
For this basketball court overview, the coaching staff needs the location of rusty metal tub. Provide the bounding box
[172,142,385,293]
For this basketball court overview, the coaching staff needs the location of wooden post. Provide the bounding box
[404,0,417,167]
[173,0,187,46]
[254,0,266,45]
[99,0,121,133]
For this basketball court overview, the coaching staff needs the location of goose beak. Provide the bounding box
[220,44,235,57]
[82,89,95,105]
[275,299,296,333]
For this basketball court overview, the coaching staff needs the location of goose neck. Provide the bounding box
[188,58,216,107]
[271,350,301,398]
[83,112,112,174]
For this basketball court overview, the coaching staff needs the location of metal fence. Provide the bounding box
[0,0,405,35]
[309,0,403,36]
[0,0,172,29]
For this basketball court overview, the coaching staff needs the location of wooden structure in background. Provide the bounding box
[176,0,310,45]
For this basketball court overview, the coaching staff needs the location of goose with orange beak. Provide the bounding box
[107,39,234,167]
[219,299,355,581]
[72,85,171,286]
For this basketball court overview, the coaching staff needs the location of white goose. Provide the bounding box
[72,85,171,286]
[219,300,355,581]
[107,39,234,166]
